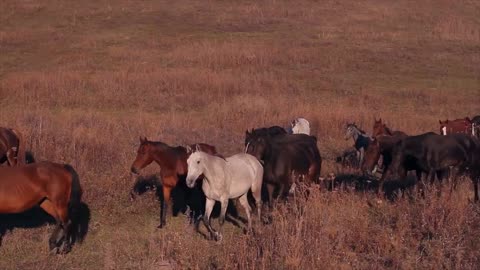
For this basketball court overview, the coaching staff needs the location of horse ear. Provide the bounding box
[439,120,442,124]
[140,136,145,143]
[186,145,192,153]
[195,144,201,152]
[245,130,250,135]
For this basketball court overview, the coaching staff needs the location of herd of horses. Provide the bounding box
[0,115,479,253]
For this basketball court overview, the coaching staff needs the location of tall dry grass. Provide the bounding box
[0,0,479,269]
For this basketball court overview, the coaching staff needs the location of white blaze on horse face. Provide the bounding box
[441,126,447,135]
[186,152,204,188]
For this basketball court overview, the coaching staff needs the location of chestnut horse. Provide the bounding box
[439,117,473,136]
[130,137,218,228]
[0,162,85,254]
[0,127,25,166]
[372,118,407,138]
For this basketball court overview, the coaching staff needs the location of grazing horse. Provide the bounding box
[0,162,85,254]
[186,151,263,241]
[439,117,473,136]
[0,127,25,166]
[344,123,372,167]
[372,118,408,138]
[362,134,408,192]
[130,137,218,228]
[336,148,360,169]
[246,133,321,205]
[290,117,310,135]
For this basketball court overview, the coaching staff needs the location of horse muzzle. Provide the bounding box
[186,178,196,188]
[131,167,140,175]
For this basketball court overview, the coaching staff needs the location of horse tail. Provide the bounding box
[64,164,89,245]
[10,129,25,165]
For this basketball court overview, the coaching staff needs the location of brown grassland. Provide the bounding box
[1,0,480,269]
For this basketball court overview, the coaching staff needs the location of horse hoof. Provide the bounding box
[157,224,164,229]
[214,232,223,241]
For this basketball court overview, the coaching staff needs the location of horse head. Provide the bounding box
[130,137,154,174]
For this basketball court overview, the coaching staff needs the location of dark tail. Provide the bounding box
[10,129,25,166]
[64,164,89,245]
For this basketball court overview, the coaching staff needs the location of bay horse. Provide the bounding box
[186,151,263,241]
[246,133,321,206]
[344,123,372,167]
[439,117,473,136]
[362,134,409,193]
[130,137,218,228]
[0,162,85,254]
[0,127,25,166]
[372,118,408,138]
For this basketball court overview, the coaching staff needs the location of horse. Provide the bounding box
[372,118,408,138]
[0,162,86,254]
[0,127,25,166]
[344,123,372,167]
[362,133,408,192]
[246,133,321,205]
[290,117,310,135]
[130,137,218,228]
[336,148,360,169]
[439,117,473,136]
[185,151,263,241]
[384,132,476,198]
[245,126,287,151]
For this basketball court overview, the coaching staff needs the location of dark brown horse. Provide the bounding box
[372,118,407,138]
[130,137,218,228]
[0,127,25,166]
[362,134,409,193]
[439,117,473,136]
[0,162,86,254]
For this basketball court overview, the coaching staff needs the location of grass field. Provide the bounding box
[1,0,479,269]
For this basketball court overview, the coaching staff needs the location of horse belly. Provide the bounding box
[0,194,41,213]
[229,179,252,199]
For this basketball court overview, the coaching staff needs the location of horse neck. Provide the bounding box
[201,155,226,185]
[383,126,393,135]
[149,143,175,167]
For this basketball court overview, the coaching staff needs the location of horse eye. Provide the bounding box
[197,160,200,164]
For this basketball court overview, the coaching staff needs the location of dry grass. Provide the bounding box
[0,0,479,269]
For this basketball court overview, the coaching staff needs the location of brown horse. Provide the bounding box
[362,133,409,193]
[130,137,218,228]
[439,117,473,136]
[372,118,407,138]
[0,127,25,166]
[0,162,85,254]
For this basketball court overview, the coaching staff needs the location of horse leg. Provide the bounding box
[473,176,479,202]
[54,202,72,254]
[251,183,262,222]
[158,185,172,229]
[239,193,252,233]
[203,198,216,240]
[39,200,62,252]
[214,198,228,241]
[266,183,275,209]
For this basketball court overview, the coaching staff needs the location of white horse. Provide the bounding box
[186,150,263,241]
[291,117,310,135]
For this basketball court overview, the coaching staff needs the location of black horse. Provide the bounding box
[385,132,480,199]
[244,126,287,150]
[245,132,322,206]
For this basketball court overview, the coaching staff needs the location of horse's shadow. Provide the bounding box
[0,202,90,247]
[132,175,243,228]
